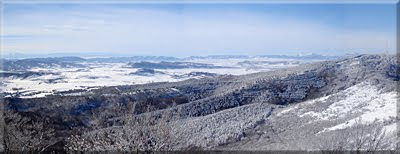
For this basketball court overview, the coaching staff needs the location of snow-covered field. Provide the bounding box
[1,58,305,98]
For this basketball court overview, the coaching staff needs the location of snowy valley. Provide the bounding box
[0,55,325,98]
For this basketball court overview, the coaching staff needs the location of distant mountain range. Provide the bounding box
[0,54,343,71]
[2,52,346,59]
[2,53,342,60]
[0,57,86,71]
[128,61,232,69]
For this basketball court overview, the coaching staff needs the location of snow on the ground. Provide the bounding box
[1,63,185,98]
[324,90,396,131]
[276,95,329,117]
[300,81,395,121]
[161,68,262,76]
[291,81,397,132]
[383,123,397,133]
[2,59,301,98]
[275,81,396,134]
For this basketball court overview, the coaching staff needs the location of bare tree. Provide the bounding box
[317,118,393,153]
[3,110,56,152]
[349,119,391,152]
[128,112,173,151]
[0,100,4,152]
[65,110,174,151]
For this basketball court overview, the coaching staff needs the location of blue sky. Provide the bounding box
[1,2,397,56]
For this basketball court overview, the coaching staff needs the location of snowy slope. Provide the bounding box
[281,81,397,132]
[225,80,398,150]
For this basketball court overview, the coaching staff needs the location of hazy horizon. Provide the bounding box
[1,50,371,59]
[1,1,397,56]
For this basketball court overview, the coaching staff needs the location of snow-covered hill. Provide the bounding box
[3,54,397,152]
[219,80,397,150]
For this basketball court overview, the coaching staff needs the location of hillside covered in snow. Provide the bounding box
[1,54,398,152]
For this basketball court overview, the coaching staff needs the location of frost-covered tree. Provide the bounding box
[316,119,393,152]
[3,110,56,152]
